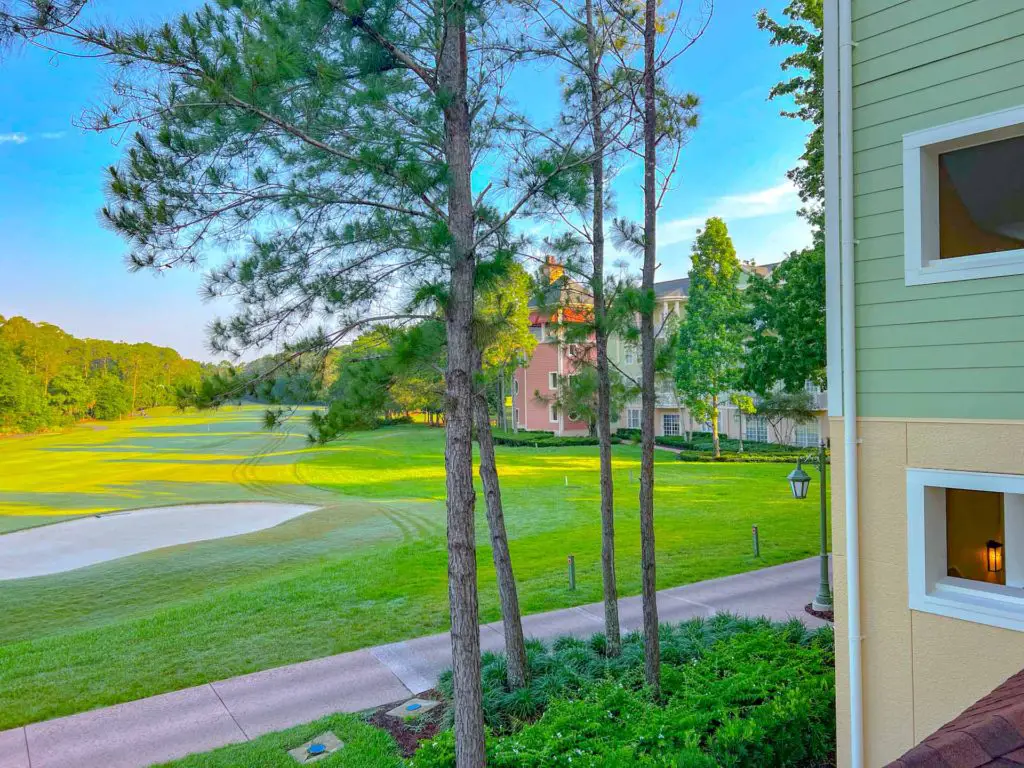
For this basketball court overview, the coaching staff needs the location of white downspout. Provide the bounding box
[839,0,863,764]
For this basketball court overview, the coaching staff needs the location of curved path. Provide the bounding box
[0,502,318,580]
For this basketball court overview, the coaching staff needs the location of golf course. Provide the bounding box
[0,406,824,730]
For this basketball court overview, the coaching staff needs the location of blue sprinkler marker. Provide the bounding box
[307,743,327,756]
[406,703,422,712]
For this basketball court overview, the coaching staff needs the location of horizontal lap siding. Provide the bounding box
[851,0,1024,419]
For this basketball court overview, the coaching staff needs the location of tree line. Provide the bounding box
[0,0,821,765]
[0,316,202,433]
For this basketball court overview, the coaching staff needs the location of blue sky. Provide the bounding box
[0,0,812,361]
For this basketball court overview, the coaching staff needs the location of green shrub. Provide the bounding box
[676,451,807,463]
[416,620,835,768]
[491,430,601,448]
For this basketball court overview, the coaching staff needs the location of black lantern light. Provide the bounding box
[787,460,812,500]
[986,539,1004,573]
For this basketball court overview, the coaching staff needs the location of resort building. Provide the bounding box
[511,260,830,446]
[825,1,1024,765]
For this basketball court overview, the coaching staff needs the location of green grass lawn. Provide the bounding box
[0,406,828,730]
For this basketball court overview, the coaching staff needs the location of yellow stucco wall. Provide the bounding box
[830,418,1024,767]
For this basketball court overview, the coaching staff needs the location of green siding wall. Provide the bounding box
[851,0,1024,419]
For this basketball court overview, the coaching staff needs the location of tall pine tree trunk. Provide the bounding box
[639,0,661,698]
[472,360,529,690]
[586,0,620,656]
[439,6,486,764]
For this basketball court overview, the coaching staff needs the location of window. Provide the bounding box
[907,469,1024,632]
[904,106,1024,285]
[548,403,559,423]
[746,416,768,444]
[663,414,680,436]
[627,409,641,430]
[548,372,558,390]
[513,408,519,426]
[567,411,580,422]
[624,344,637,366]
[793,421,820,448]
[513,379,520,396]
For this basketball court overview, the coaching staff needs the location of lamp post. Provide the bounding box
[787,440,832,612]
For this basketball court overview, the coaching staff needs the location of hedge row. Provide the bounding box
[491,430,602,448]
[676,451,807,463]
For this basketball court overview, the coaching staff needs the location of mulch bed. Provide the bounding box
[805,603,835,622]
[366,688,448,758]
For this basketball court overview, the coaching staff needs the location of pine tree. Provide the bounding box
[608,0,710,699]
[1,2,600,761]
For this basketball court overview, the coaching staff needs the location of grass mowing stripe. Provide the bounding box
[0,407,826,730]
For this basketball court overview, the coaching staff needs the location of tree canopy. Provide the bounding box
[672,218,745,456]
[0,316,202,433]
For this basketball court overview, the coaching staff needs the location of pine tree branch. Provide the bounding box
[328,0,438,91]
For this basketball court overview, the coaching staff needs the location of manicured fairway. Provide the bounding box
[0,407,827,730]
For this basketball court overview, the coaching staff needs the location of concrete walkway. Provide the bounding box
[0,557,830,768]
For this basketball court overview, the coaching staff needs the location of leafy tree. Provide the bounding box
[743,247,826,394]
[674,218,745,459]
[756,389,815,446]
[48,369,93,420]
[756,0,823,235]
[92,374,132,421]
[748,1,826,396]
[0,341,48,432]
[0,316,200,431]
[729,392,757,452]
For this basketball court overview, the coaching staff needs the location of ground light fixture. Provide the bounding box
[987,539,1004,573]
[785,443,833,612]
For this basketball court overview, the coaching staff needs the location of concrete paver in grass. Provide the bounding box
[0,557,830,768]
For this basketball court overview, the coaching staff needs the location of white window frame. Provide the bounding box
[548,372,558,390]
[513,378,520,396]
[662,413,681,436]
[548,403,559,423]
[624,344,637,366]
[793,421,820,448]
[907,468,1024,633]
[746,416,768,443]
[903,105,1024,286]
[627,408,641,430]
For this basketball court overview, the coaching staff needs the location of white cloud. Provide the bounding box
[40,131,66,140]
[0,132,28,145]
[659,180,803,247]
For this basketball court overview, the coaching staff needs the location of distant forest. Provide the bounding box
[0,316,203,433]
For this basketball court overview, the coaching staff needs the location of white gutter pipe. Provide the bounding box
[839,0,864,765]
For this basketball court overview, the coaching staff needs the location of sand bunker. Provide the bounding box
[0,502,318,580]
